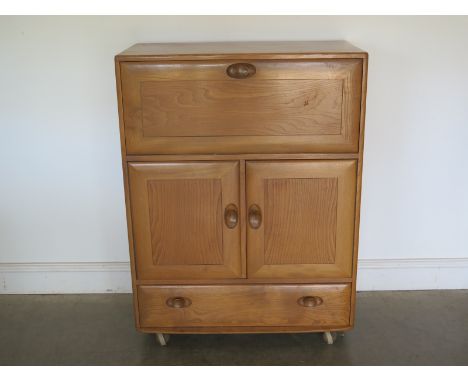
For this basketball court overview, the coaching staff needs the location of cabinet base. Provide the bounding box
[141,325,352,334]
[153,330,345,346]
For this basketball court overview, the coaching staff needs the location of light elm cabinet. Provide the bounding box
[115,41,368,345]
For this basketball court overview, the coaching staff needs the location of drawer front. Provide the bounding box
[120,60,362,154]
[138,284,351,328]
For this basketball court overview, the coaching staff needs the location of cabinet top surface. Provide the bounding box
[116,41,367,61]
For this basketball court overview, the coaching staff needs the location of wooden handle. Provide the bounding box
[297,296,323,308]
[248,204,262,229]
[166,296,192,309]
[226,63,256,79]
[224,204,239,229]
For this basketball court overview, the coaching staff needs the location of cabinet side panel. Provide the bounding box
[115,58,140,329]
[350,56,368,326]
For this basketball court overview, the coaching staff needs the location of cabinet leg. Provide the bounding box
[322,331,338,345]
[155,333,170,346]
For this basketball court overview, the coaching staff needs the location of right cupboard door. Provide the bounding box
[246,160,357,279]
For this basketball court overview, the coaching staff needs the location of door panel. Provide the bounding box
[147,178,223,265]
[128,161,242,280]
[246,160,356,279]
[264,177,338,265]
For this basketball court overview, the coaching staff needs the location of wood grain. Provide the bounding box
[139,325,352,334]
[135,277,353,285]
[120,59,362,154]
[147,179,223,265]
[264,178,338,265]
[116,41,367,62]
[239,160,247,278]
[138,284,351,328]
[125,153,360,162]
[140,79,343,137]
[246,160,357,279]
[128,161,242,280]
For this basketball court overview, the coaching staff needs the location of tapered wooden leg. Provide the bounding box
[322,331,337,345]
[155,333,170,346]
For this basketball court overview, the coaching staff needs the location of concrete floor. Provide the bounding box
[0,291,467,365]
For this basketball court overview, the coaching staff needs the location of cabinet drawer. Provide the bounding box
[121,60,362,154]
[138,284,351,328]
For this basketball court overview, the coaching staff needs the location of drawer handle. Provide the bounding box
[248,204,262,229]
[224,204,239,229]
[166,296,192,309]
[226,63,256,79]
[297,296,323,308]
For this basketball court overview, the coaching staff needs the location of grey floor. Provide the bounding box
[0,291,467,365]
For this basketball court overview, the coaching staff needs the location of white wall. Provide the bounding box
[1,16,467,293]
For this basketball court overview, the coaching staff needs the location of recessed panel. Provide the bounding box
[140,80,343,137]
[264,178,338,265]
[147,179,223,266]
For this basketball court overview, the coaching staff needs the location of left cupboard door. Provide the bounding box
[128,161,243,280]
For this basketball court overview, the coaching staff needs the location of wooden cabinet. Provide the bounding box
[115,41,368,344]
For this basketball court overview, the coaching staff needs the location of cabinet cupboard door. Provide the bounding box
[246,160,357,279]
[128,162,242,280]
